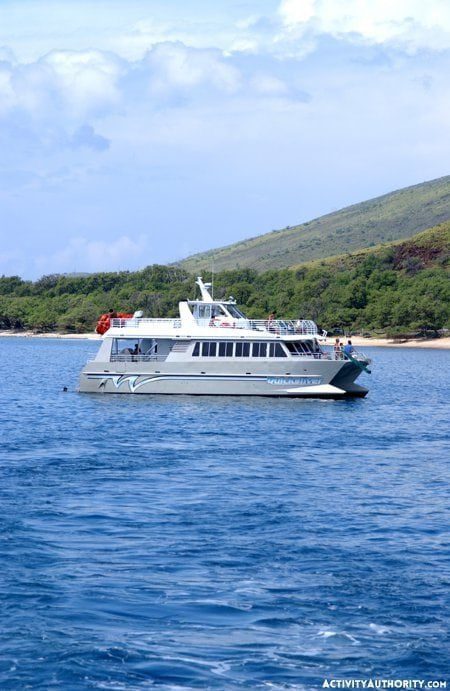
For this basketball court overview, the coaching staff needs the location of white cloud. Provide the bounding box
[279,0,315,26]
[278,0,450,52]
[42,50,125,115]
[1,1,449,67]
[0,44,246,128]
[145,42,242,97]
[0,49,125,123]
[34,235,151,275]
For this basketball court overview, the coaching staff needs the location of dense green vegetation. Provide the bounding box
[1,223,448,336]
[179,175,450,272]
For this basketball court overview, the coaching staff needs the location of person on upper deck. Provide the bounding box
[295,319,306,334]
[267,311,276,331]
[343,340,354,357]
[334,338,342,359]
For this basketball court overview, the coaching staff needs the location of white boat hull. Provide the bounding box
[79,361,368,398]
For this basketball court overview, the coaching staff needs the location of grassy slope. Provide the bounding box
[178,175,450,272]
[292,221,450,271]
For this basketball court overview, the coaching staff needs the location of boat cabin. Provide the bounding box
[95,276,329,364]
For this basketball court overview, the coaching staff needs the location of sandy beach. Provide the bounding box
[330,336,450,349]
[1,330,449,349]
[0,331,102,340]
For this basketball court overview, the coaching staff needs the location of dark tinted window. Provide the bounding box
[269,342,287,357]
[218,342,233,357]
[226,305,245,319]
[201,342,217,356]
[235,342,250,357]
[192,342,200,356]
[252,342,267,357]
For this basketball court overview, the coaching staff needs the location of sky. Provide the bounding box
[0,0,449,278]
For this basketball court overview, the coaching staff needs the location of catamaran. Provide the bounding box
[79,277,371,397]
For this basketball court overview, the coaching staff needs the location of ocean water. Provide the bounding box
[1,337,449,690]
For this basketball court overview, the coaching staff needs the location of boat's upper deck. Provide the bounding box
[108,316,323,340]
[99,276,328,341]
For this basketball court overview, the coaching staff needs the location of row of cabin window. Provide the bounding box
[192,341,287,358]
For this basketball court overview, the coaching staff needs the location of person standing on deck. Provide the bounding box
[267,311,276,332]
[334,338,342,359]
[343,340,354,357]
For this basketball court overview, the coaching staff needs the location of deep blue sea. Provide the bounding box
[1,337,449,690]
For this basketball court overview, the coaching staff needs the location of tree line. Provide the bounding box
[0,227,448,336]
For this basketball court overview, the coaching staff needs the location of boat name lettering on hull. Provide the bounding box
[267,377,322,386]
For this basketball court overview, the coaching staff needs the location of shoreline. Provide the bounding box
[337,336,450,350]
[0,331,102,340]
[1,331,449,349]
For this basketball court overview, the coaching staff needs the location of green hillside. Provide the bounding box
[178,175,450,272]
[1,222,448,336]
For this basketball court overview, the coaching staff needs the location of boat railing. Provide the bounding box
[196,318,321,335]
[288,348,369,361]
[110,318,182,329]
[253,319,320,335]
[349,349,370,364]
[110,354,167,362]
[327,348,369,362]
[288,351,330,359]
[110,316,321,335]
